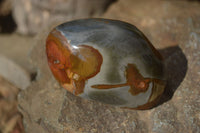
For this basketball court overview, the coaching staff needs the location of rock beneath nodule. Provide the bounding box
[18,0,200,133]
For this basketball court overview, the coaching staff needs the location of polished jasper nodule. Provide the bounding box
[46,18,166,109]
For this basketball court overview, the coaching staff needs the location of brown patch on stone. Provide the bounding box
[92,64,151,95]
[46,29,103,95]
[92,63,165,109]
[126,64,151,95]
[70,45,103,80]
[46,29,71,84]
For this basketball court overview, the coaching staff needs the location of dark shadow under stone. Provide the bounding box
[157,46,188,106]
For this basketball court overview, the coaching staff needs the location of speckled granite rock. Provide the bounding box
[18,0,200,132]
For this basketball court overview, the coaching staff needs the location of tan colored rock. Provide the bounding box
[0,34,34,73]
[0,55,31,90]
[0,76,24,133]
[12,0,116,35]
[18,0,200,132]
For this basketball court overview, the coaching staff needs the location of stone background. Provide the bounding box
[0,0,199,133]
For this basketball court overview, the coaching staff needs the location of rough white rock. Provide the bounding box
[0,55,31,90]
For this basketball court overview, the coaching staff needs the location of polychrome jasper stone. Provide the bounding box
[46,18,166,109]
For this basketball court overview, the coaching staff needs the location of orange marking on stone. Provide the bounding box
[74,80,85,95]
[70,45,103,80]
[46,40,71,83]
[138,81,145,89]
[46,29,103,95]
[92,64,151,95]
[46,29,73,84]
[91,83,127,89]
